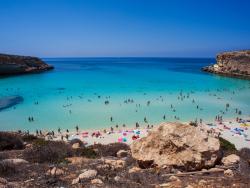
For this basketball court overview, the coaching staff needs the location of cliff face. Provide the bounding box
[203,50,250,79]
[0,53,53,76]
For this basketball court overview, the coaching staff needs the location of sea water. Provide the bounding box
[0,58,249,132]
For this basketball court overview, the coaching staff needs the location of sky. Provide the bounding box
[0,0,250,58]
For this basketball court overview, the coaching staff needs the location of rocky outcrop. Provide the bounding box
[131,122,222,171]
[0,53,53,76]
[221,154,240,167]
[203,50,250,79]
[0,96,23,111]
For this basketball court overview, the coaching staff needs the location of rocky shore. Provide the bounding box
[1,122,250,187]
[202,50,250,79]
[0,53,53,76]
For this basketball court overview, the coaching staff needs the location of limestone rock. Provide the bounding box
[91,178,103,185]
[117,150,129,158]
[104,159,126,169]
[114,176,121,182]
[202,50,250,79]
[72,143,80,149]
[1,158,28,165]
[224,169,234,177]
[198,180,207,186]
[128,166,141,173]
[78,169,97,180]
[0,177,8,184]
[131,122,221,171]
[66,157,90,164]
[72,177,80,185]
[222,154,240,166]
[169,175,180,182]
[47,167,65,176]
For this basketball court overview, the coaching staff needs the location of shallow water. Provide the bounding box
[0,58,249,132]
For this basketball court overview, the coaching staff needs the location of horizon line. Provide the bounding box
[42,56,214,59]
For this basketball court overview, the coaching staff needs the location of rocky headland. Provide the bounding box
[0,53,53,76]
[202,50,250,79]
[1,122,250,187]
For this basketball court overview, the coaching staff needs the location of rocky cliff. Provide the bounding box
[0,53,53,76]
[203,50,250,79]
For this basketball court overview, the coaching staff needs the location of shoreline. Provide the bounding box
[19,116,250,150]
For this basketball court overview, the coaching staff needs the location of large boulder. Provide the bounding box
[131,122,222,171]
[222,154,240,166]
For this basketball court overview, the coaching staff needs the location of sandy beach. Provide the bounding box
[41,116,250,150]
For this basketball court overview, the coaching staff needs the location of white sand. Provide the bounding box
[203,119,250,149]
[48,118,250,150]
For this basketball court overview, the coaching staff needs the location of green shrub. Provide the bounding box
[0,132,24,151]
[24,140,72,163]
[90,143,129,157]
[73,147,97,158]
[21,134,38,143]
[219,137,237,156]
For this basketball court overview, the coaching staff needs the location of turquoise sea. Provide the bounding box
[0,58,250,132]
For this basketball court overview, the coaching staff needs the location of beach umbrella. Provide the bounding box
[118,137,123,142]
[122,137,127,142]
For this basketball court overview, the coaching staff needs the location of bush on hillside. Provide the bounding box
[0,132,24,151]
[24,139,72,163]
[21,134,38,143]
[219,137,237,156]
[90,143,130,157]
[73,147,97,158]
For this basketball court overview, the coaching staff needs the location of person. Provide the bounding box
[58,128,61,134]
[116,124,119,129]
[163,115,166,120]
[75,125,79,132]
[110,127,114,132]
[110,116,113,122]
[136,122,139,128]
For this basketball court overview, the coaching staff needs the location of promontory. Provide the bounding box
[203,50,250,79]
[0,53,53,76]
